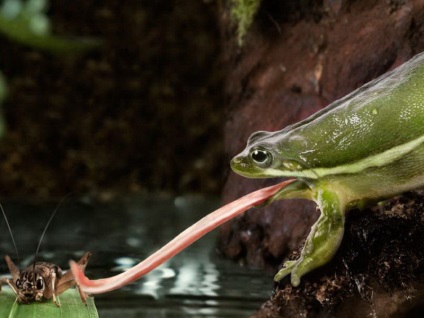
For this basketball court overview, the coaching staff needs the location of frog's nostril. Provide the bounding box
[230,156,242,169]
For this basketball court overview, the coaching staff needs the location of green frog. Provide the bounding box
[231,52,424,286]
[69,53,424,295]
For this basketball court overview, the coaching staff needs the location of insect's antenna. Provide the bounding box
[33,194,71,269]
[0,203,19,265]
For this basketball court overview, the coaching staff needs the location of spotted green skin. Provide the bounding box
[231,52,424,286]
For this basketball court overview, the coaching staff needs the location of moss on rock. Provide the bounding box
[230,0,261,45]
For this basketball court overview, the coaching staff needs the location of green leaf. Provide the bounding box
[0,287,99,318]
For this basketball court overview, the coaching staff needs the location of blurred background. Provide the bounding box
[0,0,225,199]
[0,2,276,317]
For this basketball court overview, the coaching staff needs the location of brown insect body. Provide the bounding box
[0,252,91,306]
[0,199,91,307]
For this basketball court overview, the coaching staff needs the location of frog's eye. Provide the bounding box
[250,149,273,167]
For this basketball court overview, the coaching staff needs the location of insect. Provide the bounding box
[71,52,424,293]
[1,252,91,306]
[0,201,91,306]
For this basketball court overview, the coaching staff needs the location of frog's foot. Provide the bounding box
[273,260,296,282]
[274,254,333,287]
[274,258,316,286]
[274,188,346,287]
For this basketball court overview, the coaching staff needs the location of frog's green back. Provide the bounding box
[274,53,424,169]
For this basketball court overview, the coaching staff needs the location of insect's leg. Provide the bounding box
[4,256,20,281]
[76,284,88,304]
[1,277,28,304]
[49,271,61,307]
[76,252,91,270]
[62,252,91,284]
[57,252,91,304]
[0,277,17,294]
[56,277,88,304]
[58,252,91,288]
[274,187,346,286]
[1,256,21,300]
[0,277,7,291]
[74,252,90,304]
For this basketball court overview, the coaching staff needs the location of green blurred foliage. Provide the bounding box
[0,1,222,197]
[0,0,99,53]
[0,0,100,141]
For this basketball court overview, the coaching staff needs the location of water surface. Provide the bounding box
[0,195,274,317]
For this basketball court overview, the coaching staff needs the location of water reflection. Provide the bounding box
[0,195,273,317]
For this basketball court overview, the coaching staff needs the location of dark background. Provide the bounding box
[0,1,224,199]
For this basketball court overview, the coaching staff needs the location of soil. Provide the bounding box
[253,192,424,317]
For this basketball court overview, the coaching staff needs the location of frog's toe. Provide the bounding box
[275,262,307,286]
[290,267,303,287]
[274,260,297,282]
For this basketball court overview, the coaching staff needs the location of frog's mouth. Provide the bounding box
[258,179,298,206]
[70,179,297,295]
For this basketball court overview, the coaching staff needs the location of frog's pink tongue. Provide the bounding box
[71,179,295,294]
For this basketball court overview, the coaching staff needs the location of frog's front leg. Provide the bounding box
[274,187,346,286]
